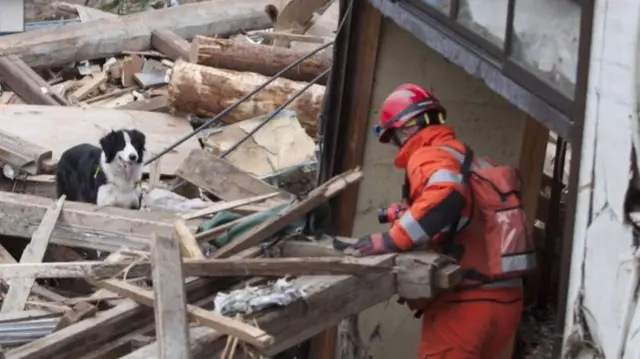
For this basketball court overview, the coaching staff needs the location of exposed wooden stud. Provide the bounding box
[151,28,190,61]
[1,195,66,313]
[151,234,192,359]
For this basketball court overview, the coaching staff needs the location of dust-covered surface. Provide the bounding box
[23,0,202,21]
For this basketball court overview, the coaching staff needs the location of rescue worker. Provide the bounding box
[344,83,536,359]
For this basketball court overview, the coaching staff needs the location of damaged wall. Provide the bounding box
[561,1,640,358]
[348,18,529,359]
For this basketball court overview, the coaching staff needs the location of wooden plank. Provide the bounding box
[0,309,59,324]
[1,196,66,313]
[7,56,69,106]
[69,72,108,102]
[0,105,200,177]
[0,244,69,305]
[96,280,275,348]
[3,272,249,359]
[116,95,170,112]
[151,234,191,359]
[0,257,390,280]
[176,149,292,203]
[181,192,280,220]
[173,220,204,259]
[0,191,187,252]
[0,0,274,68]
[213,169,363,258]
[126,254,397,359]
[151,29,190,61]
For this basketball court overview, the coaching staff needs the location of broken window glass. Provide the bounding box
[457,0,509,48]
[510,0,582,98]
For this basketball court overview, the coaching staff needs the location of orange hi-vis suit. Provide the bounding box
[364,124,527,359]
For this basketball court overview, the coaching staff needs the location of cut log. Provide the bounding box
[0,0,275,68]
[189,36,331,84]
[168,60,324,137]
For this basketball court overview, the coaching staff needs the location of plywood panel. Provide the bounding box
[0,105,199,176]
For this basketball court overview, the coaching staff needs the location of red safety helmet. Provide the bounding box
[374,83,446,144]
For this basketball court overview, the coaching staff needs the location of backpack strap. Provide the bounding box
[402,170,412,205]
[441,144,474,260]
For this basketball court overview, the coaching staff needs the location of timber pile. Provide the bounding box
[0,1,463,358]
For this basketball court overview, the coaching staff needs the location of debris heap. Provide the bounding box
[0,1,463,358]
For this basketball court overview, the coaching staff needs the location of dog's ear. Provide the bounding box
[99,130,119,163]
[128,129,146,153]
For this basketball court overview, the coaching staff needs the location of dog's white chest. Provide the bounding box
[97,183,141,209]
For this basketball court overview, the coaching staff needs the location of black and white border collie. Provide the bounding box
[55,129,146,210]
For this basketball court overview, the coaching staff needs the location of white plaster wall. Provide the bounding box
[562,0,640,358]
[351,18,528,359]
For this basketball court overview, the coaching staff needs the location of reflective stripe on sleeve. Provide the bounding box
[426,169,463,187]
[398,211,429,244]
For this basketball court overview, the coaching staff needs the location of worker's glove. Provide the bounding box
[344,233,398,257]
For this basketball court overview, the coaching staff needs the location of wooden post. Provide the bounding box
[151,234,192,359]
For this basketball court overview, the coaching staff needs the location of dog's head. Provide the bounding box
[99,129,146,171]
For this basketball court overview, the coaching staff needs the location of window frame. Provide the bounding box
[401,0,584,117]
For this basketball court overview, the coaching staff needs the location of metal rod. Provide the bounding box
[144,0,355,167]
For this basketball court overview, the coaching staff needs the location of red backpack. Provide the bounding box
[441,144,537,281]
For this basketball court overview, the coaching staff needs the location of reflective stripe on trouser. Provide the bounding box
[398,211,469,245]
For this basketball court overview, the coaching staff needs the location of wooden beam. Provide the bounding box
[0,256,391,280]
[0,129,56,176]
[0,0,274,68]
[176,149,292,204]
[313,1,382,357]
[150,234,192,359]
[96,279,275,348]
[151,29,190,61]
[189,36,331,84]
[1,195,65,313]
[0,56,59,106]
[4,269,252,359]
[0,191,188,252]
[212,169,363,258]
